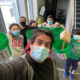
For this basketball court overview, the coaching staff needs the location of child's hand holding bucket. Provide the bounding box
[60,30,71,43]
[60,30,71,50]
[55,22,60,27]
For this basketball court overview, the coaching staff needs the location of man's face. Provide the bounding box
[30,34,51,54]
[19,18,26,23]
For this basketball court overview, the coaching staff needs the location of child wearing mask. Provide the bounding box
[60,30,80,79]
[19,16,30,48]
[38,15,65,29]
[7,23,25,60]
[27,20,38,30]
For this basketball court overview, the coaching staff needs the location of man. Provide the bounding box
[0,29,59,80]
[38,15,65,29]
[19,16,29,48]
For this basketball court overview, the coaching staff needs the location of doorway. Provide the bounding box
[0,0,19,32]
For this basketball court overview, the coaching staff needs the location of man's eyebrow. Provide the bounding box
[37,39,51,44]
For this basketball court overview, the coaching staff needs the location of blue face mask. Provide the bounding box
[73,35,80,40]
[12,30,20,36]
[48,21,53,25]
[32,46,50,62]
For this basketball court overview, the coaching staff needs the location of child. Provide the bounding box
[60,30,80,79]
[38,15,65,29]
[7,23,25,60]
[27,20,38,30]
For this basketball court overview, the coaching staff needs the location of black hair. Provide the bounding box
[9,23,20,30]
[75,30,80,35]
[19,16,26,21]
[26,29,54,52]
[31,29,54,48]
[47,15,53,19]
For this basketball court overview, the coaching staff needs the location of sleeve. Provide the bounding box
[0,57,27,80]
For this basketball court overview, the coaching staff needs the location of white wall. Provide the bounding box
[65,0,74,35]
[17,0,29,24]
[17,0,26,17]
[37,0,45,22]
[32,0,45,22]
[56,0,68,19]
[32,0,38,21]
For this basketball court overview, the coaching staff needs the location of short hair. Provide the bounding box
[30,29,54,48]
[75,30,80,35]
[9,23,20,30]
[19,16,26,21]
[47,15,53,19]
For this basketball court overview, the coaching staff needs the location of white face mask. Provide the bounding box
[32,46,50,62]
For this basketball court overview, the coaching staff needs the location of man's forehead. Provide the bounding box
[36,39,51,43]
[35,34,51,43]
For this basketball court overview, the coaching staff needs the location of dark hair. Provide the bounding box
[19,16,26,21]
[9,23,20,30]
[30,29,54,48]
[29,20,36,25]
[47,15,53,19]
[75,30,80,35]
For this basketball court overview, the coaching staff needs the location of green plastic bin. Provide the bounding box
[52,37,70,59]
[52,27,64,39]
[40,27,52,30]
[26,29,34,39]
[0,32,12,62]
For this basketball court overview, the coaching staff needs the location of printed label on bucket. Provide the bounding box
[57,53,67,59]
[0,47,10,62]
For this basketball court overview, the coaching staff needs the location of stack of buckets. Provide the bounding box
[26,27,70,59]
[0,32,11,62]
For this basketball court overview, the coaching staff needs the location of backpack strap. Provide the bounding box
[21,54,34,80]
[25,42,31,53]
[51,57,59,80]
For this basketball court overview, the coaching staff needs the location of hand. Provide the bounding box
[77,61,80,65]
[60,30,71,43]
[41,22,47,26]
[31,23,36,27]
[55,22,60,27]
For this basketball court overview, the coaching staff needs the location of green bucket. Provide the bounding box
[52,27,64,39]
[26,29,34,39]
[0,32,12,62]
[40,27,52,30]
[52,37,70,59]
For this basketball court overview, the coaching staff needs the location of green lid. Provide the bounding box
[0,32,9,50]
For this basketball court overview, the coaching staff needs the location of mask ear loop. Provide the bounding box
[47,49,52,58]
[25,42,52,58]
[25,41,31,53]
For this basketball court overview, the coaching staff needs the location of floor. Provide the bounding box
[53,52,80,80]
